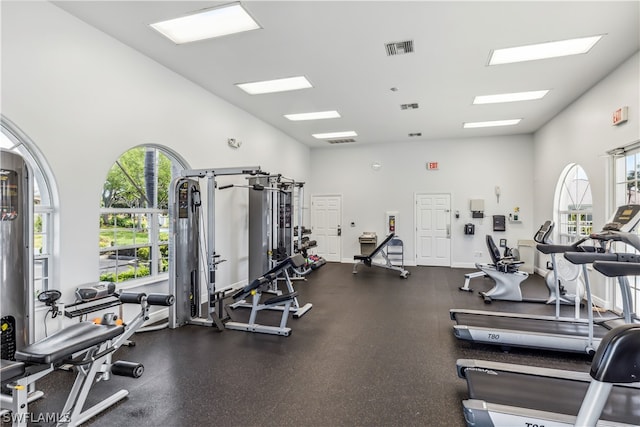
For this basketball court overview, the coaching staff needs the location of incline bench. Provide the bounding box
[229,253,313,318]
[226,254,308,336]
[353,232,410,279]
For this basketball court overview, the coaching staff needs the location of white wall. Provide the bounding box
[533,51,640,307]
[309,134,535,267]
[1,1,310,317]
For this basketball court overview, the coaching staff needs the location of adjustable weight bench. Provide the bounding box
[226,255,306,336]
[353,233,410,278]
[229,253,312,318]
[0,292,174,427]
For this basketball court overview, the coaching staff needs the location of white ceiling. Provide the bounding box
[52,1,639,148]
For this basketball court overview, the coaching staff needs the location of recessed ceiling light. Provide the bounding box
[284,111,341,121]
[312,131,358,139]
[473,90,550,104]
[236,76,312,95]
[150,3,260,44]
[463,119,522,129]
[489,35,603,65]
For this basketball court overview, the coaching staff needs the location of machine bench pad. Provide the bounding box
[264,292,298,306]
[0,359,26,381]
[14,322,124,364]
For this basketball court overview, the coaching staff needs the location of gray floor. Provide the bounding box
[14,263,595,426]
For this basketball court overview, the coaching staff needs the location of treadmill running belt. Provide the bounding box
[454,312,610,338]
[465,369,640,425]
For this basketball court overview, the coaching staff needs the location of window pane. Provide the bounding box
[33,258,49,294]
[34,212,45,255]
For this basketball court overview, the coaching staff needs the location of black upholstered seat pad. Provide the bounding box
[14,322,124,364]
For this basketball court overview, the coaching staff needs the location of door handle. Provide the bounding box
[337,226,342,236]
[446,225,450,238]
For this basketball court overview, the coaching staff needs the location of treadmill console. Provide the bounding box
[600,204,640,232]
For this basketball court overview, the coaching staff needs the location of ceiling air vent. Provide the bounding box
[409,132,422,137]
[400,103,419,110]
[385,40,414,56]
[327,138,356,144]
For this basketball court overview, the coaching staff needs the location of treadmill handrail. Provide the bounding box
[536,239,589,255]
[594,260,640,277]
[565,252,640,265]
[564,252,617,265]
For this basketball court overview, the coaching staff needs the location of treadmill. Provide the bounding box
[450,204,640,355]
[457,259,640,427]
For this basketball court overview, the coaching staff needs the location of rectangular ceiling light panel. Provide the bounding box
[473,90,549,104]
[463,119,521,128]
[150,3,260,44]
[284,111,341,121]
[312,131,358,139]
[236,76,312,95]
[489,35,602,65]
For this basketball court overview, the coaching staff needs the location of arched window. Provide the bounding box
[554,164,593,244]
[99,146,185,284]
[1,116,58,294]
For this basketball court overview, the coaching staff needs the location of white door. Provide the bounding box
[311,195,342,262]
[415,194,451,266]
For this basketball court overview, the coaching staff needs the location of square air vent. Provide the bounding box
[327,138,356,144]
[385,40,414,56]
[400,103,419,110]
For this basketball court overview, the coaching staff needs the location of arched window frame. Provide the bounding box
[99,145,186,286]
[553,163,593,244]
[1,116,59,296]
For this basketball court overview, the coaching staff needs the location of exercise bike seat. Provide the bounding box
[486,235,523,272]
[14,322,124,365]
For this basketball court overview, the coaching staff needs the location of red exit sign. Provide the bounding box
[427,162,439,170]
[613,106,628,126]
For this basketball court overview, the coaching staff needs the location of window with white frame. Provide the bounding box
[554,164,593,244]
[613,144,640,314]
[1,118,57,294]
[99,146,183,284]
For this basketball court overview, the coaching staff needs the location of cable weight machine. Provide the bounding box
[222,174,319,318]
[168,166,265,330]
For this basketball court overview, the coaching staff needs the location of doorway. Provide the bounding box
[415,193,451,266]
[310,195,342,262]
